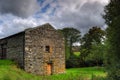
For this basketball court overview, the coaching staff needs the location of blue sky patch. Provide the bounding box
[37,0,45,5]
[41,4,50,13]
[0,20,3,24]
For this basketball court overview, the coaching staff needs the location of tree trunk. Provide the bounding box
[70,38,73,56]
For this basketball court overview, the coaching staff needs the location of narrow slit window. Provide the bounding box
[45,46,50,52]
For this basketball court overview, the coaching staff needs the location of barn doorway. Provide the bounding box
[1,44,7,59]
[1,48,6,59]
[47,63,52,75]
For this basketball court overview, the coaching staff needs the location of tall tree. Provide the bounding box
[80,27,105,66]
[81,27,105,53]
[104,0,120,79]
[60,27,81,60]
[81,27,105,48]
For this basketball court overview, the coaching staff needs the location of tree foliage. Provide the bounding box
[104,0,120,79]
[80,27,105,66]
[81,27,105,45]
[104,0,120,25]
[59,27,81,68]
[85,43,106,66]
[60,27,81,60]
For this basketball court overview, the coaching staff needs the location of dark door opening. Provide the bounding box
[1,48,6,59]
[1,44,7,59]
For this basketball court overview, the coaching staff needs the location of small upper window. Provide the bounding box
[45,46,50,52]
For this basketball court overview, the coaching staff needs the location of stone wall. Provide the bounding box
[24,23,65,75]
[0,23,65,75]
[0,32,25,68]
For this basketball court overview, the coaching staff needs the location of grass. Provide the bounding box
[0,60,106,80]
[74,52,81,56]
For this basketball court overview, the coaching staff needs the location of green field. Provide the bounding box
[0,60,106,80]
[74,52,81,56]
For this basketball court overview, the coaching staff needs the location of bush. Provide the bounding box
[66,55,80,68]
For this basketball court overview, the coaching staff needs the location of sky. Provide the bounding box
[0,0,109,38]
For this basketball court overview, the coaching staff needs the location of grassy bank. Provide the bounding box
[74,52,80,56]
[0,60,106,80]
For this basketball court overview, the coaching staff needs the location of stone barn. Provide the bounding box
[0,23,65,75]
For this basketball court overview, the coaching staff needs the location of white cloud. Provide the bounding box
[0,0,109,38]
[44,0,109,34]
[0,14,38,38]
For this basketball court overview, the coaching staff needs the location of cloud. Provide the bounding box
[0,0,109,38]
[39,0,109,34]
[0,0,39,18]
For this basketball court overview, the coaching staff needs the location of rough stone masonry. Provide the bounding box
[0,23,65,75]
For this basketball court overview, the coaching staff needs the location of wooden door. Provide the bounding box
[47,63,52,75]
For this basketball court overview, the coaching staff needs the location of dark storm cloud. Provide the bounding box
[0,0,39,18]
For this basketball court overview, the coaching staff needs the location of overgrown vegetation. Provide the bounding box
[80,27,106,67]
[59,26,106,68]
[104,0,120,79]
[59,28,81,59]
[0,60,106,80]
[59,27,81,68]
